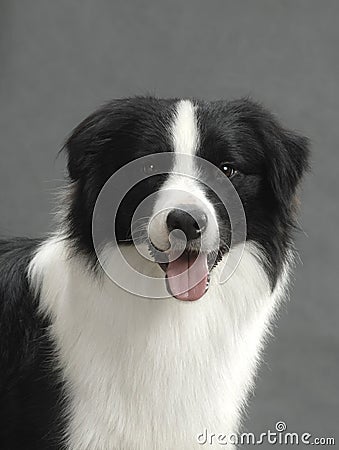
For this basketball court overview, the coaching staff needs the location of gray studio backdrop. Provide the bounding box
[0,1,338,447]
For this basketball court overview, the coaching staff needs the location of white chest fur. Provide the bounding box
[29,238,288,450]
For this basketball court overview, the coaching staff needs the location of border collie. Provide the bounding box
[0,97,309,449]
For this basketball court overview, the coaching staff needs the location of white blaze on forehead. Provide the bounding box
[167,99,201,196]
[148,99,219,253]
[171,99,199,158]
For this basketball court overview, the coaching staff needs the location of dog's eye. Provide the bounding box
[219,163,237,178]
[143,163,156,175]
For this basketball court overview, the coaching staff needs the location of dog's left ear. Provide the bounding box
[258,111,310,212]
[268,129,309,210]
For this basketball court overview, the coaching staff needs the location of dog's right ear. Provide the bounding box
[64,99,133,181]
[64,96,168,181]
[64,108,110,181]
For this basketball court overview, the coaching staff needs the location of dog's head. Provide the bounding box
[64,97,309,300]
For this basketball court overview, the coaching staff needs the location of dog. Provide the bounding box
[0,97,309,449]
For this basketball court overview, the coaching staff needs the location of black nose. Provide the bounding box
[166,207,208,241]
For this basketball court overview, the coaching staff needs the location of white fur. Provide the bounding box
[171,99,199,157]
[27,100,292,449]
[149,99,219,253]
[28,236,290,450]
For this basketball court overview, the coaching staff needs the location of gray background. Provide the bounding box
[0,0,338,447]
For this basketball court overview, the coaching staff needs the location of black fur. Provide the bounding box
[64,97,309,286]
[64,97,176,258]
[196,98,309,285]
[0,239,64,449]
[0,97,309,449]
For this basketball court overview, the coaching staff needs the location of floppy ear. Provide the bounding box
[266,127,310,211]
[64,99,132,181]
[65,108,110,181]
[249,103,310,213]
[229,99,310,211]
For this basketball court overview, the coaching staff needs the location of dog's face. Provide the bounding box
[65,97,309,300]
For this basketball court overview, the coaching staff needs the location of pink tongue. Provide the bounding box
[166,252,209,301]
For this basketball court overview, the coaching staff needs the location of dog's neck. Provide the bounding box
[29,236,288,450]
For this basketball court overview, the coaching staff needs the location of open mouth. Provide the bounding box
[148,240,227,302]
[157,250,215,302]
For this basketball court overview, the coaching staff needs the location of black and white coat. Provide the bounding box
[0,97,309,449]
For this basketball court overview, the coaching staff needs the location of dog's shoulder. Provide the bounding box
[0,237,41,316]
[0,238,65,449]
[0,238,42,385]
[0,237,40,293]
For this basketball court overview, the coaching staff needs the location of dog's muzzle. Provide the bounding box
[149,205,211,302]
